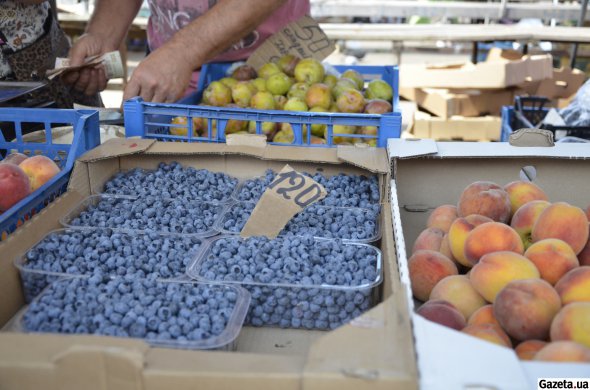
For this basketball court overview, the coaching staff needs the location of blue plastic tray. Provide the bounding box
[0,109,100,240]
[124,62,401,147]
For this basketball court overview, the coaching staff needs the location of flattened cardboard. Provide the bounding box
[78,138,155,162]
[0,142,416,389]
[241,165,327,238]
[400,50,553,89]
[400,87,514,118]
[387,139,590,389]
[410,111,502,141]
[226,133,268,148]
[246,15,336,69]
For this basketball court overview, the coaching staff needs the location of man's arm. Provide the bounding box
[124,0,287,103]
[63,0,142,96]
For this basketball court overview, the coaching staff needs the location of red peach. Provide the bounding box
[534,341,590,362]
[462,324,512,348]
[468,305,501,328]
[550,302,590,348]
[416,299,466,331]
[0,163,31,211]
[457,181,511,223]
[511,200,551,249]
[427,205,458,233]
[524,238,579,285]
[412,227,445,254]
[448,214,493,268]
[19,155,60,191]
[463,222,524,266]
[532,202,589,255]
[430,275,486,320]
[504,181,548,216]
[555,266,590,305]
[408,250,458,302]
[515,340,548,360]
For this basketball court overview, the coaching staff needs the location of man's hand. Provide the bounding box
[62,33,111,96]
[123,43,194,103]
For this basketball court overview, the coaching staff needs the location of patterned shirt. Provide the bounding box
[0,1,50,78]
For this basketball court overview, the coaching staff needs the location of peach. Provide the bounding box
[504,181,548,216]
[511,200,551,249]
[515,340,548,360]
[462,324,512,348]
[550,302,590,348]
[534,341,590,362]
[427,205,458,233]
[532,202,589,255]
[408,250,458,302]
[439,234,456,263]
[2,152,28,165]
[555,266,590,305]
[416,300,466,331]
[0,163,31,211]
[412,227,445,254]
[464,222,524,266]
[470,251,540,303]
[493,279,561,341]
[467,305,501,328]
[524,239,579,285]
[430,275,486,319]
[457,181,511,223]
[18,155,60,191]
[448,214,493,268]
[586,205,590,222]
[578,234,590,266]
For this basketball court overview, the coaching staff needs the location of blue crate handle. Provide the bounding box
[124,62,401,148]
[0,108,100,240]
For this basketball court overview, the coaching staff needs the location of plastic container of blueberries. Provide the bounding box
[96,167,240,204]
[60,194,223,238]
[214,201,382,244]
[186,235,383,331]
[14,228,204,303]
[11,276,251,350]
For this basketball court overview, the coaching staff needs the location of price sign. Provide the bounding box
[240,164,327,238]
[246,15,336,70]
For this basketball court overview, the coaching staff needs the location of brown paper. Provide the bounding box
[246,15,336,69]
[240,164,327,238]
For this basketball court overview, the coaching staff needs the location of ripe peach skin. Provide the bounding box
[515,340,548,360]
[427,205,458,233]
[462,324,512,348]
[468,305,501,328]
[503,181,548,216]
[439,234,456,263]
[463,222,524,266]
[524,238,579,285]
[448,214,493,268]
[430,275,486,319]
[550,302,590,348]
[493,279,561,341]
[577,234,590,266]
[18,155,60,191]
[534,341,590,363]
[555,266,590,305]
[457,181,511,223]
[408,250,458,302]
[469,251,540,303]
[412,227,445,254]
[532,202,589,255]
[416,300,466,331]
[510,200,551,249]
[0,163,31,211]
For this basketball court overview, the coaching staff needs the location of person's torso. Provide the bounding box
[0,1,49,78]
[146,0,310,64]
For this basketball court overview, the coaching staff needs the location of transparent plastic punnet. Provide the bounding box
[96,163,239,204]
[187,235,382,330]
[60,194,222,237]
[216,201,381,243]
[14,276,250,350]
[15,228,203,302]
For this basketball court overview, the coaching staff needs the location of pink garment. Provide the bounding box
[146,0,310,93]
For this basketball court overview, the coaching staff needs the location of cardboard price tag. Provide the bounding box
[240,165,327,239]
[246,15,336,69]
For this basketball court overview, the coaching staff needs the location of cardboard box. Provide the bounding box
[400,87,515,118]
[388,139,590,389]
[518,67,586,100]
[0,139,417,390]
[400,48,553,89]
[410,111,502,141]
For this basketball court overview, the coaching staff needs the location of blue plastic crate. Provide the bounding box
[124,62,401,147]
[0,109,100,241]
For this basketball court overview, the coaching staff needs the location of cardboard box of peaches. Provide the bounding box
[388,138,590,389]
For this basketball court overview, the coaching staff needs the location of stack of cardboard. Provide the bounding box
[400,48,585,141]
